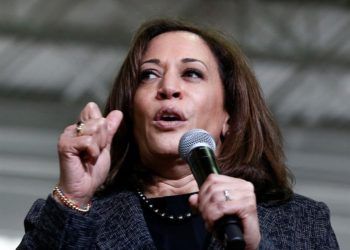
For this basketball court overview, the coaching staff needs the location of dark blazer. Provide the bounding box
[17,191,339,249]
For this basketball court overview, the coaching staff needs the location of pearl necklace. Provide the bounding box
[137,190,193,222]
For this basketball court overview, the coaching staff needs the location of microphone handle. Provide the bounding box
[215,216,245,250]
[188,146,245,250]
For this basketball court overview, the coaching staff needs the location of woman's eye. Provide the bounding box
[183,69,203,79]
[140,70,158,81]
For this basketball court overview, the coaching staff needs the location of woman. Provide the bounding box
[18,19,338,249]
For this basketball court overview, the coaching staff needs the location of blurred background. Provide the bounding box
[0,0,349,249]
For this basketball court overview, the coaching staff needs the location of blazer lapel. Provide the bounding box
[95,190,156,249]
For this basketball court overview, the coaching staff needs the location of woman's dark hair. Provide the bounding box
[103,18,294,203]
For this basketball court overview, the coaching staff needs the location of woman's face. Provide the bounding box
[133,31,229,164]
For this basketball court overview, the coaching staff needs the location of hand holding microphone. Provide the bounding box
[179,129,260,250]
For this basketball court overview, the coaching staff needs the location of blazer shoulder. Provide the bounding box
[257,193,332,238]
[259,193,329,214]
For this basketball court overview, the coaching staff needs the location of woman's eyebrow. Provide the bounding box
[182,58,208,70]
[141,58,208,69]
[141,59,160,65]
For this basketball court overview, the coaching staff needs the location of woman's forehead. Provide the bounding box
[142,31,216,65]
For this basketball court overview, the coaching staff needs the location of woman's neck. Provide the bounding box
[143,173,198,198]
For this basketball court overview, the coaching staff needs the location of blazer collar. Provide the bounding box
[94,190,226,249]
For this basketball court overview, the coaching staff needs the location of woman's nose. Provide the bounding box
[156,79,183,100]
[156,87,182,100]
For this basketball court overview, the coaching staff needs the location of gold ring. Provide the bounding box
[223,190,231,201]
[76,121,85,136]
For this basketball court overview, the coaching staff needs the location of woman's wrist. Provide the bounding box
[52,186,92,213]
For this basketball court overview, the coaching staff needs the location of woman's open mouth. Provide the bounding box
[153,107,187,129]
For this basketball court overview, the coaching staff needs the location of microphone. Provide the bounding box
[179,129,245,250]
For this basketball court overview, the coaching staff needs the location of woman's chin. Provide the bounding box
[150,146,179,158]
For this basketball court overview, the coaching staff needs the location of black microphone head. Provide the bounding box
[178,129,216,162]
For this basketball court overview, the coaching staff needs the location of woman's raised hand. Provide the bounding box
[57,102,123,206]
[189,174,261,250]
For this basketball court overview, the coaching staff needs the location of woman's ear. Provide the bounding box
[221,114,230,138]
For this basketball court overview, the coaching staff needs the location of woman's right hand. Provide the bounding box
[56,102,123,206]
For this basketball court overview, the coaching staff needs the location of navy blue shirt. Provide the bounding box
[141,193,211,250]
